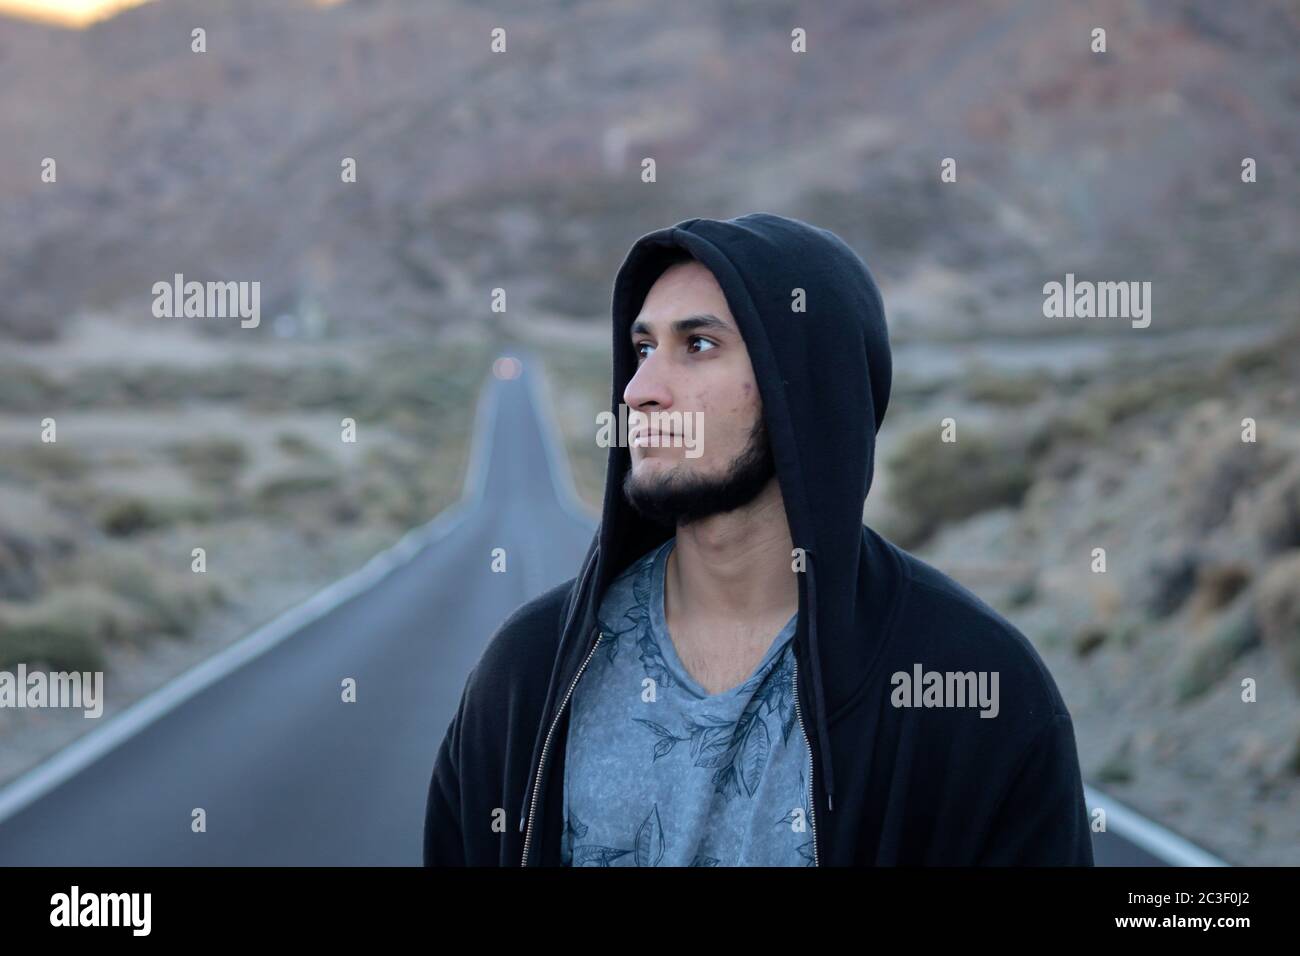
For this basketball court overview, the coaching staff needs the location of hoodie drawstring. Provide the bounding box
[805,551,836,813]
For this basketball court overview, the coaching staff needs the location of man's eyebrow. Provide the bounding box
[630,313,733,338]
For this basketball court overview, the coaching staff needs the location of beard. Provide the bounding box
[622,415,776,527]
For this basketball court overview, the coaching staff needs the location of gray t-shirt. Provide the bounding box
[559,537,813,866]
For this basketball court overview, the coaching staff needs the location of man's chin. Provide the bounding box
[626,464,687,498]
[624,467,695,527]
[623,465,746,528]
[629,455,685,479]
[623,415,775,527]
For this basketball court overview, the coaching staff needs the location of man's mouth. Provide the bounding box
[630,427,680,446]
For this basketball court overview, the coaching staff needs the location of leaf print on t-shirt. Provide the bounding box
[771,764,815,866]
[645,688,786,802]
[707,682,779,800]
[738,716,771,796]
[633,718,689,761]
[636,635,676,691]
[773,763,809,830]
[773,649,798,744]
[634,804,666,866]
[572,844,632,867]
[573,804,668,867]
[596,554,654,666]
[567,810,590,841]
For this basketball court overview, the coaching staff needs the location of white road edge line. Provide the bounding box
[0,371,503,827]
[1084,785,1228,867]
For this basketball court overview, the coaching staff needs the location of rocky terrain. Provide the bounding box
[2,0,1297,342]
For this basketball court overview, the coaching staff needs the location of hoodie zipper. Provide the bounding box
[792,656,820,866]
[520,629,603,866]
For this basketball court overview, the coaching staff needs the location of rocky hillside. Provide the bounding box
[1,0,1297,343]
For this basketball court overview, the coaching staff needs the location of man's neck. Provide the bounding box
[665,478,797,628]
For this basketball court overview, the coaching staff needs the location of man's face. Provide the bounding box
[621,260,775,526]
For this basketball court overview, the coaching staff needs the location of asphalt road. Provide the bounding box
[0,358,593,865]
[0,357,1198,866]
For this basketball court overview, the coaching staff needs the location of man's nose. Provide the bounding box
[623,351,673,410]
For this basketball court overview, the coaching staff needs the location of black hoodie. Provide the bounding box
[424,212,1094,866]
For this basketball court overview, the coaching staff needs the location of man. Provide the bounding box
[424,212,1094,866]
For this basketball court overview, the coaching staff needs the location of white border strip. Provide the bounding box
[1085,784,1228,867]
[0,373,503,827]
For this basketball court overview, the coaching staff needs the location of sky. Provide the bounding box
[0,0,157,27]
[0,0,345,26]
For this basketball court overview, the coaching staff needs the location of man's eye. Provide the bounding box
[634,341,654,361]
[687,335,717,354]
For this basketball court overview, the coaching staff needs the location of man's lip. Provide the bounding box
[628,423,679,438]
[631,430,680,442]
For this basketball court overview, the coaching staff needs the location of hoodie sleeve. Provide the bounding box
[976,712,1095,866]
[422,666,475,866]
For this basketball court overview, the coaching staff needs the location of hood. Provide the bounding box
[522,211,893,830]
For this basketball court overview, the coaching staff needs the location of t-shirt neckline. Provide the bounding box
[649,536,798,702]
